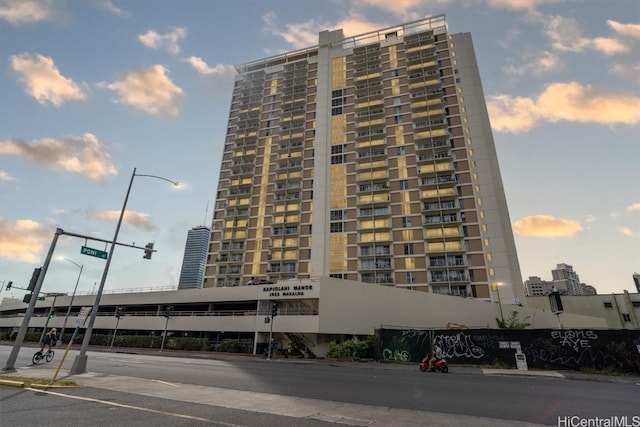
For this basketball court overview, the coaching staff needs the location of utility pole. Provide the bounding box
[267,301,278,359]
[110,306,124,350]
[160,306,173,351]
[3,228,62,373]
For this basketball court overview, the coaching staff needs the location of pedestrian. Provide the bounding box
[270,338,278,359]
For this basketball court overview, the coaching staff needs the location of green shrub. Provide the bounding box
[217,338,253,353]
[327,336,375,359]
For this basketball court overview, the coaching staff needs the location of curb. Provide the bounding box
[0,379,25,388]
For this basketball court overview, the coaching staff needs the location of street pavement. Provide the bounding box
[2,346,639,427]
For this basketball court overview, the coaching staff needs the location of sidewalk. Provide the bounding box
[3,342,639,385]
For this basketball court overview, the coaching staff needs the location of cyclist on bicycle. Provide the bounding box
[41,328,57,353]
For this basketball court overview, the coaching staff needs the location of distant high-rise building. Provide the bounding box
[524,276,554,296]
[633,273,640,293]
[178,226,210,290]
[552,263,583,295]
[205,15,524,303]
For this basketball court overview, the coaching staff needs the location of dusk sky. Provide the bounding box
[1,0,638,301]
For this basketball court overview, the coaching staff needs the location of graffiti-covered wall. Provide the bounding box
[376,328,640,373]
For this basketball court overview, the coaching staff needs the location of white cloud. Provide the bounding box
[138,27,187,55]
[355,0,449,21]
[0,133,117,181]
[513,215,583,238]
[487,0,567,11]
[100,0,129,17]
[0,217,47,262]
[546,16,629,56]
[85,210,156,231]
[0,0,54,24]
[592,37,628,55]
[619,226,636,238]
[186,56,234,77]
[262,11,387,51]
[611,63,640,85]
[185,56,236,94]
[0,170,16,182]
[504,50,560,76]
[103,65,183,117]
[11,53,86,107]
[607,20,640,39]
[488,82,640,133]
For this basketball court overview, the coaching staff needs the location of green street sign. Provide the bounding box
[81,246,108,259]
[37,296,45,301]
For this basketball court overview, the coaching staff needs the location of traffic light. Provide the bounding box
[143,242,154,260]
[163,306,173,318]
[5,281,12,290]
[115,306,125,319]
[23,293,32,303]
[271,302,278,317]
[48,310,55,319]
[27,267,42,291]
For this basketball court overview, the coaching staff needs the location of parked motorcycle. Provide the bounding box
[419,354,449,373]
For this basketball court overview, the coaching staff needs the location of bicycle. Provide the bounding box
[32,348,54,365]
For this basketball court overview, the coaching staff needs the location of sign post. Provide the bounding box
[80,246,108,259]
[50,306,92,385]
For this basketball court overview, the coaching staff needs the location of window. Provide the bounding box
[391,69,399,77]
[603,302,613,308]
[622,314,631,322]
[330,210,345,221]
[399,180,409,190]
[397,147,406,156]
[402,217,412,228]
[330,209,345,233]
[329,273,344,279]
[332,88,346,116]
[406,272,416,284]
[331,144,345,164]
[330,222,343,233]
[404,243,414,255]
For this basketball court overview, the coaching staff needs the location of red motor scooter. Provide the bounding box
[419,354,449,373]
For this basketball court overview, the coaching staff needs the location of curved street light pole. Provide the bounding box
[492,282,504,325]
[70,167,179,374]
[58,258,83,344]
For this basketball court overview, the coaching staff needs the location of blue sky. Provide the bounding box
[0,0,638,301]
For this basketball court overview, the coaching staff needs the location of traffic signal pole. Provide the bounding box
[2,228,62,373]
[38,294,62,345]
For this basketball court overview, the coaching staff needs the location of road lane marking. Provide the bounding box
[24,387,245,426]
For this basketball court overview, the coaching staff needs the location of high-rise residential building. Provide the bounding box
[205,15,524,304]
[633,273,640,293]
[524,276,553,296]
[552,263,583,296]
[178,226,210,290]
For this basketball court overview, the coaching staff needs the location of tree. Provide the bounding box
[496,311,531,329]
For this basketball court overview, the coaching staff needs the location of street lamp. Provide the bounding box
[58,258,83,344]
[492,282,504,326]
[70,167,179,374]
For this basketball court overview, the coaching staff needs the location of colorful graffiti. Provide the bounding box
[376,328,640,373]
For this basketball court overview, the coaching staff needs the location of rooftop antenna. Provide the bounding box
[203,200,209,227]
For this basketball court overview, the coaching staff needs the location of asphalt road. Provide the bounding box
[1,384,343,427]
[2,344,639,427]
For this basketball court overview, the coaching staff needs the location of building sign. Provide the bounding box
[262,284,314,298]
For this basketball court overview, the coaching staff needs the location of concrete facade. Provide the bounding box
[527,291,640,329]
[206,15,524,305]
[0,278,607,357]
